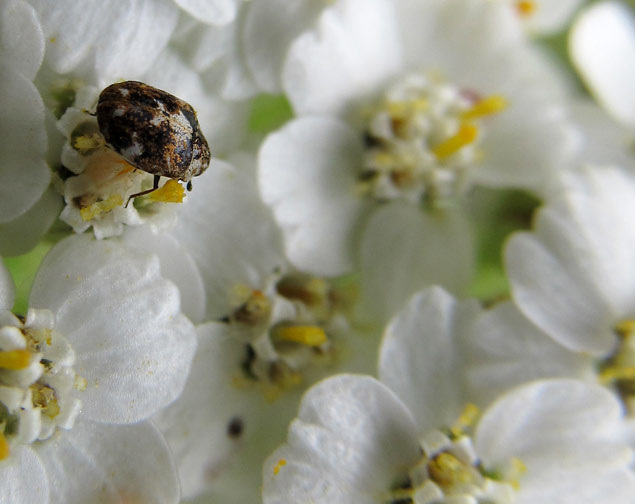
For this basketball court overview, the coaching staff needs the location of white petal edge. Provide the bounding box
[0,0,44,80]
[0,187,62,257]
[263,374,421,504]
[570,1,635,127]
[0,62,49,224]
[379,287,481,432]
[282,0,403,117]
[121,227,206,324]
[0,259,15,311]
[258,117,368,276]
[174,0,238,26]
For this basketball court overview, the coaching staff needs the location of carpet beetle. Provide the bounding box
[96,81,211,202]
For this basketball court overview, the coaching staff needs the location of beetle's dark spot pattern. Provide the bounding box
[96,81,210,183]
[227,416,244,439]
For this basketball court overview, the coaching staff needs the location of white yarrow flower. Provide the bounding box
[263,375,635,503]
[0,234,197,503]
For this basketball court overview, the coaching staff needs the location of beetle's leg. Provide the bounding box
[125,175,161,207]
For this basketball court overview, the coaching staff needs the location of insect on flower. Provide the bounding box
[96,81,211,205]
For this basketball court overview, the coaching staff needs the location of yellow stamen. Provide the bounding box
[428,452,475,489]
[275,326,328,347]
[31,384,60,419]
[432,124,478,160]
[0,349,31,370]
[516,0,536,17]
[599,366,635,384]
[148,179,185,204]
[72,133,104,154]
[615,320,635,336]
[461,95,508,121]
[80,194,124,221]
[450,403,480,438]
[0,432,9,460]
[273,458,287,475]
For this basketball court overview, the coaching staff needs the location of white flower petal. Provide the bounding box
[29,234,197,423]
[506,166,635,355]
[258,117,368,276]
[0,260,15,311]
[122,227,206,324]
[156,322,259,499]
[0,187,62,257]
[30,0,178,84]
[478,102,575,193]
[0,446,49,504]
[174,0,238,26]
[0,0,44,80]
[282,0,403,117]
[243,0,326,93]
[464,301,594,408]
[476,380,635,504]
[179,10,259,101]
[263,375,421,504]
[36,420,179,504]
[379,287,480,433]
[570,1,635,127]
[358,203,474,325]
[170,158,284,320]
[0,62,49,224]
[395,0,524,88]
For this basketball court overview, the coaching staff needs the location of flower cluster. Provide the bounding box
[1,0,635,503]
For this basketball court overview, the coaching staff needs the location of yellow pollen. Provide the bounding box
[0,349,31,370]
[0,432,9,460]
[450,403,480,438]
[72,133,104,154]
[148,179,185,204]
[432,124,478,160]
[275,326,328,347]
[80,194,124,221]
[273,458,287,475]
[461,95,508,121]
[427,452,475,489]
[507,457,526,490]
[516,0,537,17]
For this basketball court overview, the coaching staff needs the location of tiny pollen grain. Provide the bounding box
[273,458,287,475]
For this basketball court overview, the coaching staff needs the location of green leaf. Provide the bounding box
[248,94,294,134]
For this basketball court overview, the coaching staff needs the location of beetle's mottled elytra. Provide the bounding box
[96,81,211,201]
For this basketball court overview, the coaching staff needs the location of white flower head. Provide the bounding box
[259,0,573,282]
[264,375,635,504]
[0,234,197,503]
